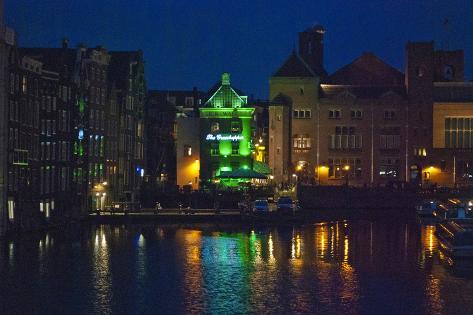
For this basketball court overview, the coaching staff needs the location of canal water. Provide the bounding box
[1,219,473,314]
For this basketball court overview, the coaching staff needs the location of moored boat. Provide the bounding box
[435,220,473,258]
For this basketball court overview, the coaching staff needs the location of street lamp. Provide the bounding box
[343,165,350,186]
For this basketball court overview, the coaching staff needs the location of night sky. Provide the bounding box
[6,0,473,99]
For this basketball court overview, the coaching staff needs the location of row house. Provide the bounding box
[2,39,147,233]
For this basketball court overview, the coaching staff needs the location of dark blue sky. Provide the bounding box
[6,0,473,98]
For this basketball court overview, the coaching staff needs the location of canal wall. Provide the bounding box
[298,185,421,209]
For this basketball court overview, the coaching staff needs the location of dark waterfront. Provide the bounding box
[2,218,473,314]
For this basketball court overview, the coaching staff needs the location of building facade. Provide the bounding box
[145,89,204,187]
[269,26,473,188]
[199,73,255,185]
[1,40,147,234]
[0,1,10,236]
[108,51,146,205]
[405,42,472,187]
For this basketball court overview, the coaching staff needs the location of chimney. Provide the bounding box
[298,25,326,76]
[62,37,69,49]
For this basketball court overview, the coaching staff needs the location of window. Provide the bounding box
[328,158,362,179]
[294,109,311,119]
[384,110,396,120]
[293,135,311,149]
[413,147,427,157]
[210,143,219,156]
[8,198,15,221]
[329,126,362,150]
[329,109,341,119]
[185,97,194,107]
[380,135,401,149]
[445,117,473,148]
[211,122,220,133]
[166,96,176,105]
[231,142,239,155]
[379,127,401,150]
[21,76,27,93]
[231,121,241,133]
[350,110,363,119]
[184,145,192,157]
[379,158,400,178]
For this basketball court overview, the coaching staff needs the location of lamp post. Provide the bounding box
[343,165,351,186]
[292,173,298,186]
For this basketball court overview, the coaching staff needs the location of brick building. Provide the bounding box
[269,26,473,187]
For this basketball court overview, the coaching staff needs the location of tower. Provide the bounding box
[298,25,327,77]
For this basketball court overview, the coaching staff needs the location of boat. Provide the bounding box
[416,200,438,216]
[435,220,473,258]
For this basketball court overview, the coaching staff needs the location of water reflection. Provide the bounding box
[91,227,112,313]
[2,220,473,313]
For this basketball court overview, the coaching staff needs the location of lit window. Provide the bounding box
[445,117,473,149]
[21,76,27,93]
[328,158,362,179]
[184,145,192,157]
[8,198,15,221]
[211,122,219,133]
[231,121,241,133]
[293,135,311,149]
[379,159,400,178]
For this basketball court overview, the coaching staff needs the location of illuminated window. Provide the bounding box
[184,145,192,157]
[211,122,219,133]
[21,76,27,93]
[379,159,400,178]
[445,117,473,148]
[413,147,427,157]
[8,198,15,221]
[231,121,241,133]
[328,158,361,179]
[293,135,311,149]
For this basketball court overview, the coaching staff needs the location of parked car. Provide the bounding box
[253,199,270,213]
[277,196,296,214]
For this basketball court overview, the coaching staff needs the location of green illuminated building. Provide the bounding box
[199,73,255,185]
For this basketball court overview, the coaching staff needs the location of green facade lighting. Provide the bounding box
[199,73,256,186]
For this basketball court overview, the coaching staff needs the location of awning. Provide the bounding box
[252,161,272,175]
